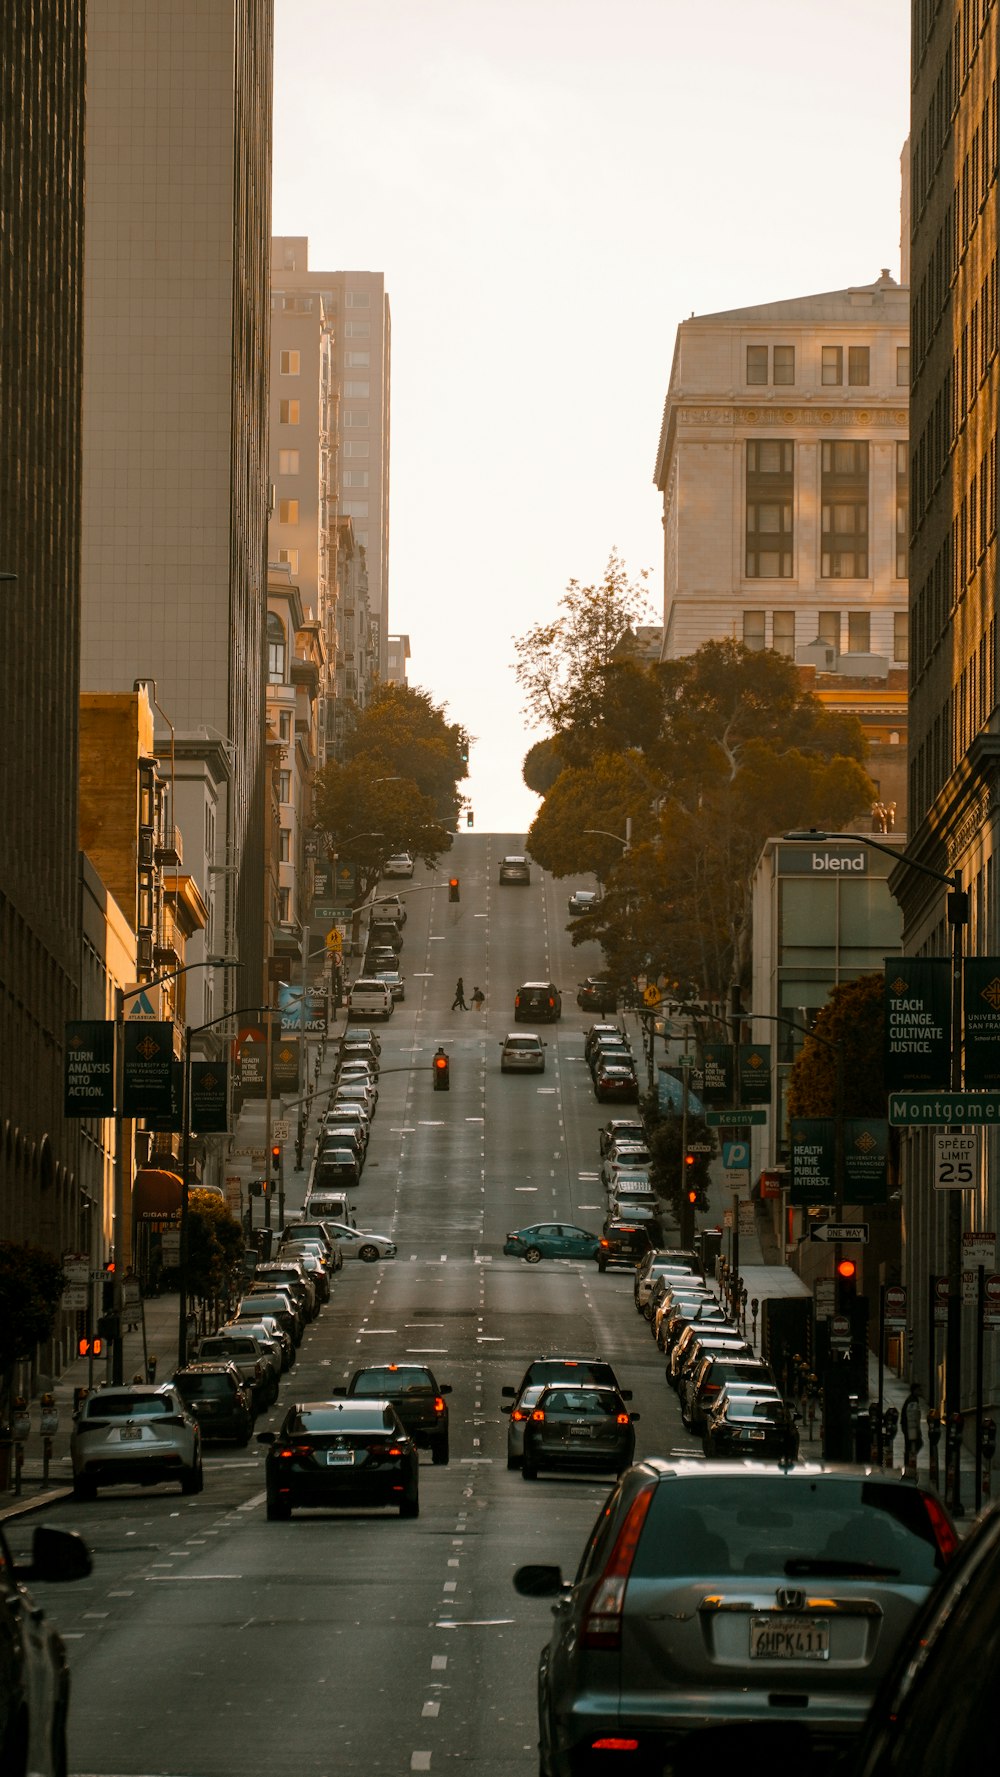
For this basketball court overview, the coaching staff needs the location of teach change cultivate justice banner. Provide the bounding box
[884,959,951,1093]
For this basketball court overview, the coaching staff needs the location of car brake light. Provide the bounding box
[434,1396,446,1414]
[599,1239,609,1249]
[616,1413,630,1425]
[592,1739,640,1753]
[511,1408,527,1422]
[530,1408,546,1422]
[581,1484,655,1650]
[921,1490,959,1559]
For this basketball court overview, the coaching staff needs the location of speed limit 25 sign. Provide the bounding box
[934,1132,980,1190]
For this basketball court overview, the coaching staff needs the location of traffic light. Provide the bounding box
[271,1144,282,1178]
[102,1260,116,1314]
[684,1154,698,1204]
[466,810,474,827]
[433,1048,450,1091]
[835,1257,858,1309]
[448,877,460,902]
[249,1177,268,1198]
[78,1334,102,1357]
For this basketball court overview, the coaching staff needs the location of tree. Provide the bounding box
[786,975,886,1119]
[522,736,564,796]
[0,1241,65,1432]
[525,753,658,880]
[513,551,655,733]
[646,1112,717,1219]
[343,682,469,813]
[186,1191,244,1325]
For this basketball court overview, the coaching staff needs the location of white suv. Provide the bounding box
[382,853,414,878]
[71,1385,203,1498]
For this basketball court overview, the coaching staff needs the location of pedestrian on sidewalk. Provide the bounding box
[452,977,467,1010]
[471,985,485,1010]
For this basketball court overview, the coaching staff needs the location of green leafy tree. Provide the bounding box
[526,753,658,880]
[522,736,564,796]
[646,1112,717,1220]
[0,1241,66,1428]
[343,682,469,811]
[186,1191,244,1323]
[314,762,452,904]
[513,551,655,733]
[786,975,886,1119]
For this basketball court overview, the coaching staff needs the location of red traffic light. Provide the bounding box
[433,1048,450,1091]
[448,877,460,902]
[836,1258,857,1282]
[271,1144,281,1171]
[686,1188,698,1205]
[434,1054,448,1072]
[684,1153,696,1167]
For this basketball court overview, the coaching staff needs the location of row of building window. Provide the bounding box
[912,250,1000,523]
[909,613,998,825]
[911,2,994,218]
[742,608,908,660]
[912,66,999,373]
[745,344,908,388]
[743,439,908,580]
[911,425,999,675]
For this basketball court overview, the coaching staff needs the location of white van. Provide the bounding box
[347,977,394,1020]
[304,1192,356,1227]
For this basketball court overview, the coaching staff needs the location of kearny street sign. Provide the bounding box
[889,1092,1000,1127]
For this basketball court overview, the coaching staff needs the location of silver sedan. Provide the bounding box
[504,1383,546,1469]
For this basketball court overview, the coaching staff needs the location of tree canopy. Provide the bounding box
[513,551,655,733]
[786,975,886,1120]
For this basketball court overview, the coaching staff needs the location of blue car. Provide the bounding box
[503,1223,600,1264]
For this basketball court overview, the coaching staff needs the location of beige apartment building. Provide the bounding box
[270,237,392,684]
[653,274,910,673]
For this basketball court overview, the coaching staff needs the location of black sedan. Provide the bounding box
[593,1061,640,1103]
[259,1399,420,1519]
[0,1522,91,1777]
[521,1384,638,1480]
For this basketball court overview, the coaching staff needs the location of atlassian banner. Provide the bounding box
[884,958,951,1093]
[963,959,1000,1089]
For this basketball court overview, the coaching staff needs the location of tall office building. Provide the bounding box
[907,2,1000,1401]
[270,239,391,679]
[80,0,274,996]
[0,5,86,1244]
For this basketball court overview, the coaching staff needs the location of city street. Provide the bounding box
[10,835,705,1776]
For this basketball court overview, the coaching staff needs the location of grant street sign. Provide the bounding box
[889,1092,1000,1126]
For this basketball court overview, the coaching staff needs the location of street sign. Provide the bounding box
[889,1092,1000,1126]
[325,928,343,953]
[815,1278,836,1318]
[884,1284,907,1326]
[738,1201,755,1237]
[962,1230,997,1268]
[934,1132,979,1189]
[642,984,661,1007]
[809,1223,870,1244]
[687,1141,714,1153]
[60,1252,90,1312]
[830,1314,852,1347]
[706,1109,767,1126]
[932,1274,950,1324]
[271,1119,290,1142]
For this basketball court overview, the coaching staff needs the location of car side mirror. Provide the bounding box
[18,1525,92,1584]
[256,1430,276,1444]
[513,1564,567,1598]
[501,1386,516,1398]
[629,1412,640,1422]
[620,1389,633,1400]
[440,1383,453,1395]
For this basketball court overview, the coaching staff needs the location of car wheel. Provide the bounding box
[358,1242,380,1262]
[73,1472,97,1501]
[507,1452,520,1470]
[523,1246,543,1264]
[642,1303,653,1319]
[266,1497,291,1521]
[431,1435,449,1466]
[180,1456,204,1495]
[521,1459,538,1480]
[597,1257,607,1273]
[399,1490,420,1518]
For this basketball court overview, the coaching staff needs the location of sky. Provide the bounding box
[272,0,912,833]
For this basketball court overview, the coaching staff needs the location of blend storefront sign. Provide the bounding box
[884,958,951,1092]
[64,1020,115,1116]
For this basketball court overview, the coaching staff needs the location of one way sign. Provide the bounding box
[810,1223,869,1245]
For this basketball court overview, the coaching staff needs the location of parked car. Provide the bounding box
[239,1290,302,1348]
[382,853,414,878]
[681,1352,773,1429]
[586,1024,623,1064]
[499,854,531,884]
[593,1061,640,1103]
[259,1399,419,1519]
[577,978,617,1014]
[323,1105,370,1151]
[339,1037,381,1073]
[172,1362,255,1445]
[597,1219,656,1272]
[334,1078,378,1118]
[347,977,393,1020]
[0,1520,91,1777]
[70,1385,203,1498]
[600,1146,651,1189]
[345,1025,381,1056]
[588,1036,635,1077]
[703,1394,799,1460]
[568,888,601,916]
[503,1223,600,1264]
[223,1315,289,1378]
[372,966,405,1001]
[373,893,407,925]
[520,1383,638,1481]
[196,1328,276,1405]
[514,981,562,1022]
[367,919,402,953]
[499,1032,546,1073]
[342,1362,452,1463]
[634,1249,702,1314]
[300,1193,355,1227]
[502,1356,631,1404]
[336,1059,380,1101]
[605,1168,654,1203]
[363,946,399,974]
[254,1260,318,1321]
[315,1147,362,1190]
[599,1116,645,1156]
[514,1460,958,1775]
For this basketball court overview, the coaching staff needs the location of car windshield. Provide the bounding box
[539,1388,618,1416]
[351,1368,434,1394]
[176,1374,234,1397]
[286,1404,394,1433]
[85,1393,172,1418]
[632,1476,948,1584]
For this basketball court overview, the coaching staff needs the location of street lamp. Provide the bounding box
[178,1003,266,1366]
[785,827,968,1510]
[583,818,632,852]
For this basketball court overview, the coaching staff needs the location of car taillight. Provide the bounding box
[530,1408,546,1422]
[921,1490,959,1559]
[599,1239,609,1249]
[548,997,554,1008]
[511,1409,528,1422]
[434,1396,446,1415]
[581,1484,655,1650]
[616,1413,630,1426]
[592,1740,640,1754]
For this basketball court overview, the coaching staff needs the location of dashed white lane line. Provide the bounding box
[411,1755,431,1771]
[422,1701,440,1717]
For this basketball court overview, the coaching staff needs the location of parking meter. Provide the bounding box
[868,1399,881,1464]
[927,1407,942,1489]
[982,1416,997,1501]
[882,1405,899,1469]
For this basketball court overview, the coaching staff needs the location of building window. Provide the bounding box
[346,321,371,338]
[345,351,370,368]
[279,400,300,424]
[278,887,291,922]
[278,771,291,802]
[343,440,370,457]
[343,470,369,488]
[279,351,300,375]
[279,828,291,863]
[743,611,766,650]
[773,345,795,385]
[278,499,299,524]
[821,440,869,577]
[356,530,369,546]
[896,439,909,578]
[267,613,286,683]
[896,346,910,386]
[847,611,871,653]
[278,710,292,741]
[343,410,369,427]
[818,611,841,653]
[278,450,300,475]
[343,381,370,397]
[894,610,909,662]
[746,440,793,577]
[848,346,870,386]
[346,290,371,308]
[822,346,843,385]
[772,612,795,657]
[746,345,768,384]
[277,548,299,573]
[343,501,369,517]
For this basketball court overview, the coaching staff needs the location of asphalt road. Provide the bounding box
[12,833,702,1776]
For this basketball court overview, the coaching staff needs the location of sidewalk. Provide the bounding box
[0,1292,183,1522]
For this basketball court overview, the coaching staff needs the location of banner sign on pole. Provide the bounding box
[64,1020,115,1117]
[962,959,1000,1088]
[738,1043,771,1104]
[843,1118,889,1205]
[122,1021,174,1116]
[699,1044,734,1105]
[789,1117,836,1206]
[279,986,328,1035]
[190,1061,229,1134]
[884,958,952,1092]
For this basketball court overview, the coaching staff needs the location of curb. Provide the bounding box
[0,1485,74,1524]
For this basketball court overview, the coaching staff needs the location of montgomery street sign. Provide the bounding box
[705,1109,767,1126]
[809,1223,870,1244]
[889,1092,1000,1126]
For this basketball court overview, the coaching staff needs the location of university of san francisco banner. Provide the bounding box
[963,959,1000,1089]
[884,959,951,1092]
[739,1043,771,1104]
[843,1118,889,1205]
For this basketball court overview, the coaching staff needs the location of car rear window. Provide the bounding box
[85,1393,171,1418]
[539,1388,619,1416]
[633,1476,949,1585]
[524,1360,618,1389]
[202,1337,257,1357]
[289,1404,395,1433]
[177,1374,235,1397]
[351,1367,434,1394]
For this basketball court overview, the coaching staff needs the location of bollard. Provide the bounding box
[927,1408,941,1492]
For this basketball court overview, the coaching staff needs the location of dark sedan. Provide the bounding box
[520,1384,638,1480]
[703,1395,800,1460]
[259,1399,420,1519]
[576,977,617,1014]
[593,1061,640,1103]
[172,1362,255,1446]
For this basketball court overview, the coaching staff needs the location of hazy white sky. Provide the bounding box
[272,0,911,832]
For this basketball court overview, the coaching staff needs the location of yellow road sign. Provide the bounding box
[643,984,662,1007]
[325,928,343,953]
